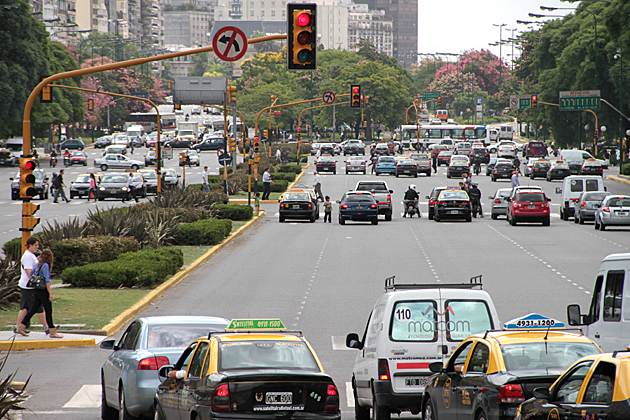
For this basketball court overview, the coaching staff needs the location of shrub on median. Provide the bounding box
[277,164,302,174]
[240,179,288,193]
[212,204,253,221]
[2,238,22,261]
[622,163,630,176]
[269,172,296,182]
[174,219,232,246]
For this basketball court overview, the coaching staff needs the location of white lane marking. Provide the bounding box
[63,384,101,408]
[346,382,355,407]
[331,336,353,350]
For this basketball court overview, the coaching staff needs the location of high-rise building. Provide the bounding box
[163,10,213,47]
[75,0,109,34]
[348,4,392,56]
[362,0,416,67]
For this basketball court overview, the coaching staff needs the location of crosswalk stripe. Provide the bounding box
[62,384,101,408]
[346,382,354,407]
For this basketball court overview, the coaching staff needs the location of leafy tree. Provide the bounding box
[188,53,209,76]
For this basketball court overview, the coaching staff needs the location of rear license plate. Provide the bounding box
[292,205,300,209]
[450,210,459,214]
[266,392,292,404]
[528,205,536,209]
[405,377,429,386]
[616,211,628,216]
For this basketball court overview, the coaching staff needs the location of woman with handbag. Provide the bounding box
[16,249,63,338]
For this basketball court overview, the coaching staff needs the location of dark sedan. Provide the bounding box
[486,157,499,176]
[471,147,490,164]
[574,191,610,224]
[279,192,318,223]
[530,160,551,179]
[338,191,379,225]
[319,144,335,156]
[426,186,448,220]
[437,150,453,166]
[97,173,133,201]
[164,137,195,149]
[447,160,470,178]
[60,139,85,150]
[192,137,224,151]
[343,143,365,155]
[94,136,113,148]
[70,173,101,199]
[395,159,418,177]
[580,160,604,176]
[316,156,336,174]
[546,162,571,181]
[410,153,431,176]
[491,162,514,181]
[434,189,472,222]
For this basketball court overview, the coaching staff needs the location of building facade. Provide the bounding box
[348,4,391,56]
[362,0,416,67]
[163,10,213,47]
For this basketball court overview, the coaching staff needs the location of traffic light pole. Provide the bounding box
[539,101,599,154]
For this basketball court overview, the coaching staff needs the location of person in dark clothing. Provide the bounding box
[370,154,379,174]
[432,154,438,173]
[403,185,420,218]
[468,183,484,218]
[52,170,70,203]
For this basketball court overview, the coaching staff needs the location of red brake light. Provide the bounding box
[430,200,436,205]
[497,384,525,404]
[581,202,586,207]
[494,170,498,173]
[138,356,170,370]
[324,384,339,412]
[212,384,230,411]
[437,201,446,206]
[387,194,391,202]
[494,199,501,204]
[378,359,390,381]
[602,207,610,212]
[463,201,470,205]
[371,203,377,208]
[341,204,348,209]
[327,384,338,396]
[308,203,312,208]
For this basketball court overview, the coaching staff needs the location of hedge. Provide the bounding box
[277,164,302,174]
[2,237,21,261]
[212,204,253,221]
[48,236,141,274]
[241,179,288,193]
[60,248,183,288]
[174,219,232,246]
[622,163,630,176]
[269,172,296,182]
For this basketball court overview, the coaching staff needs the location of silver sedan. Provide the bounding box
[594,195,630,231]
[345,156,367,174]
[489,188,512,219]
[94,154,145,171]
[100,315,229,420]
[574,191,610,224]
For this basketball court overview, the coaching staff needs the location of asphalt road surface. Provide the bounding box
[4,151,630,420]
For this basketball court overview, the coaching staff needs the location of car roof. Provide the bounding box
[214,332,304,342]
[141,315,229,325]
[473,330,596,345]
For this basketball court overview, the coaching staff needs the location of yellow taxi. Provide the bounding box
[154,319,341,420]
[517,351,630,420]
[529,159,551,179]
[281,184,318,203]
[547,160,571,181]
[422,314,601,420]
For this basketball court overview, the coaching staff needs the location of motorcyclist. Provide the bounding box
[512,156,521,174]
[403,184,421,218]
[50,149,57,167]
[369,153,379,174]
[63,148,71,166]
[468,183,484,218]
[473,154,482,175]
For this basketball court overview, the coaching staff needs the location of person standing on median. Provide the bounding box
[14,237,48,336]
[202,166,210,192]
[52,169,70,203]
[262,168,273,200]
[313,171,324,202]
[123,172,139,203]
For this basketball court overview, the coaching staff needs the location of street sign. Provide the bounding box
[173,77,227,105]
[322,91,335,104]
[161,147,172,159]
[476,105,482,112]
[218,153,232,165]
[212,26,248,62]
[559,90,601,111]
[476,112,483,119]
[509,94,534,110]
[423,92,440,101]
[476,97,483,105]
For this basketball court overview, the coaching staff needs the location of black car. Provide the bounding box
[164,138,194,149]
[337,191,378,225]
[530,160,551,179]
[279,191,318,223]
[471,147,490,164]
[319,144,335,156]
[434,189,472,222]
[10,169,50,200]
[97,173,137,201]
[491,162,514,181]
[547,162,571,181]
[60,139,85,150]
[193,137,224,151]
[316,156,336,174]
[447,161,470,178]
[395,159,418,177]
[344,143,365,156]
[94,136,113,149]
[70,173,101,199]
[426,186,448,220]
[580,160,604,176]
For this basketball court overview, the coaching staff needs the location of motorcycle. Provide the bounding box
[471,200,481,218]
[50,156,57,167]
[404,199,420,218]
[473,162,481,176]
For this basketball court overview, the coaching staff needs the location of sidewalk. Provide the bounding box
[606,174,630,185]
[0,211,265,351]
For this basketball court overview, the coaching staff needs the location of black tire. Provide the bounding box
[372,394,390,420]
[510,216,517,226]
[98,197,104,201]
[435,214,440,222]
[372,220,378,225]
[424,398,437,420]
[562,209,569,221]
[101,378,117,420]
[491,213,497,220]
[131,165,139,171]
[466,216,472,222]
[339,217,345,225]
[385,213,392,221]
[69,192,74,199]
[476,410,488,420]
[310,216,316,223]
[396,173,399,178]
[491,176,496,182]
[428,210,434,220]
[427,172,431,177]
[363,170,367,175]
[101,164,108,171]
[543,217,550,226]
[579,215,585,224]
[119,386,137,420]
[279,216,285,223]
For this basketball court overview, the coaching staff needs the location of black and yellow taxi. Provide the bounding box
[154,319,341,420]
[421,314,601,420]
[529,160,550,179]
[516,351,630,420]
[279,191,318,223]
[580,158,604,176]
[434,189,472,222]
[546,161,571,181]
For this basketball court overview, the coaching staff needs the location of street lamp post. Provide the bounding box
[614,51,624,172]
[493,23,506,83]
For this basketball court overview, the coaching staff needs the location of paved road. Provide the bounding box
[4,152,630,420]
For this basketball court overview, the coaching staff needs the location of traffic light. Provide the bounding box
[351,85,361,108]
[88,99,94,111]
[41,84,53,103]
[263,129,269,139]
[253,138,260,154]
[22,202,40,231]
[227,80,236,103]
[437,97,442,106]
[228,138,236,152]
[287,3,316,70]
[174,103,181,110]
[167,81,172,89]
[360,95,365,108]
[531,95,538,110]
[19,157,37,199]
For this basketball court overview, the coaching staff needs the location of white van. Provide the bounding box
[346,276,499,419]
[568,253,630,352]
[555,175,606,220]
[489,129,499,142]
[560,149,596,175]
[498,125,513,140]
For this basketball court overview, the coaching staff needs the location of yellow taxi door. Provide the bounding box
[178,342,210,420]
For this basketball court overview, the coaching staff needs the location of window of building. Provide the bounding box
[250,10,254,16]
[271,10,275,16]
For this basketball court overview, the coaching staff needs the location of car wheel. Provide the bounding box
[435,214,440,222]
[375,172,379,176]
[424,398,437,420]
[414,173,418,178]
[396,173,399,178]
[101,164,108,171]
[510,216,517,226]
[131,165,139,171]
[101,378,117,420]
[466,216,472,222]
[69,192,74,199]
[119,386,135,420]
[363,170,367,175]
[543,217,550,226]
[428,210,434,220]
[385,213,392,221]
[310,215,316,223]
[476,410,488,420]
[154,402,165,420]
[279,216,285,223]
[491,213,497,220]
[339,217,345,225]
[447,173,451,178]
[562,209,569,221]
[84,162,88,166]
[372,220,378,225]
[98,197,104,201]
[353,382,370,420]
[372,392,390,420]
[491,176,496,182]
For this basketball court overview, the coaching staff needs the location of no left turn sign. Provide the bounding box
[213,26,248,62]
[322,91,336,104]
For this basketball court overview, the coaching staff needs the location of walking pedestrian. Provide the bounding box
[262,168,272,200]
[313,171,324,202]
[323,196,332,223]
[52,169,70,203]
[432,153,438,174]
[202,166,210,192]
[16,248,63,338]
[511,170,520,188]
[87,172,97,202]
[123,172,138,203]
[14,237,48,335]
[462,172,472,189]
[275,148,282,163]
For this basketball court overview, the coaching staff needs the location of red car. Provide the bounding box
[507,189,551,226]
[68,150,88,166]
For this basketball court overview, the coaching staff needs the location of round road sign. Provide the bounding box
[217,148,225,157]
[322,91,336,104]
[213,26,248,62]
[510,98,518,107]
[218,153,232,165]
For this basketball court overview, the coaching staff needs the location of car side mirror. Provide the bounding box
[567,304,585,326]
[346,333,362,349]
[555,187,561,194]
[99,339,118,351]
[532,387,550,400]
[429,362,443,373]
[9,178,13,181]
[389,190,394,194]
[547,198,551,202]
[158,365,174,378]
[336,200,341,204]
[488,196,493,200]
[505,198,511,202]
[425,196,430,199]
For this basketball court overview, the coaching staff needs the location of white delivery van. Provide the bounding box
[568,253,630,352]
[560,149,597,174]
[555,175,606,220]
[498,125,513,140]
[489,129,499,142]
[346,276,499,420]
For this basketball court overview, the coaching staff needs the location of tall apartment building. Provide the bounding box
[163,10,213,47]
[348,4,391,56]
[75,0,109,34]
[362,0,416,67]
[31,0,79,43]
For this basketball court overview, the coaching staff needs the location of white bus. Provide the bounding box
[399,124,490,148]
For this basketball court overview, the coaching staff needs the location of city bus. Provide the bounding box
[125,112,177,132]
[399,124,490,149]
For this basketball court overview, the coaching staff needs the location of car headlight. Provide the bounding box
[122,187,128,191]
[99,187,106,191]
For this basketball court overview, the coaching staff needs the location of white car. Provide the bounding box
[498,140,524,152]
[331,143,341,155]
[179,150,200,167]
[497,145,516,159]
[524,157,541,176]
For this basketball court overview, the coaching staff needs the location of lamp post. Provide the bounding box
[493,23,506,83]
[614,51,625,172]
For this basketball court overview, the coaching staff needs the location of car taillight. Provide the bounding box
[485,153,490,157]
[138,356,170,370]
[602,207,610,212]
[371,203,377,208]
[570,198,579,201]
[581,202,586,207]
[284,203,289,208]
[378,359,390,381]
[324,384,340,411]
[463,201,470,205]
[497,384,525,404]
[341,204,348,209]
[430,200,436,205]
[494,199,501,204]
[361,162,365,165]
[437,201,446,206]
[494,170,498,173]
[387,195,391,202]
[308,203,312,208]
[212,384,231,411]
[542,202,549,208]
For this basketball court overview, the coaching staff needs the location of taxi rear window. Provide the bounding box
[390,300,438,342]
[284,193,309,201]
[501,342,600,372]
[219,341,319,371]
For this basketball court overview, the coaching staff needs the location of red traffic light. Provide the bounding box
[24,160,36,171]
[353,87,359,94]
[297,12,311,26]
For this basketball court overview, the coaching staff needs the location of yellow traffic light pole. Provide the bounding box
[269,95,278,158]
[538,101,599,155]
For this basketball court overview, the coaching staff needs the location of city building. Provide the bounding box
[75,0,109,34]
[164,45,196,77]
[31,0,80,43]
[362,0,416,67]
[163,9,213,47]
[348,4,392,56]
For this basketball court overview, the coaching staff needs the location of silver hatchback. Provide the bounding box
[345,156,367,174]
[489,188,512,219]
[574,191,610,224]
[594,195,630,231]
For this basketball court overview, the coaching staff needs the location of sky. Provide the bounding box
[417,0,572,64]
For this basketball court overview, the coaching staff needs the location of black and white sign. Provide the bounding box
[322,91,335,104]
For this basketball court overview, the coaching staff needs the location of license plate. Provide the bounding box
[528,205,536,209]
[405,377,429,386]
[266,392,292,404]
[292,205,300,209]
[450,210,459,214]
[616,211,628,216]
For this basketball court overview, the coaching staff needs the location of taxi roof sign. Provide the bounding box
[226,319,286,332]
[504,313,565,330]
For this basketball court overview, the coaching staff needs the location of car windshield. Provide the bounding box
[496,164,512,169]
[102,175,127,183]
[33,171,45,180]
[554,164,569,169]
[219,341,319,371]
[501,342,600,371]
[72,151,84,156]
[398,160,415,165]
[164,170,176,177]
[606,197,630,207]
[535,162,551,168]
[147,152,155,157]
[319,157,334,161]
[380,157,396,163]
[141,172,157,180]
[440,191,468,200]
[284,193,309,201]
[74,176,90,183]
[517,193,546,202]
[147,324,224,348]
[497,190,512,198]
[356,183,387,192]
[345,194,375,203]
[583,193,608,201]
[438,152,452,156]
[348,158,363,162]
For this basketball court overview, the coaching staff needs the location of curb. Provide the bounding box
[606,175,630,185]
[0,336,97,351]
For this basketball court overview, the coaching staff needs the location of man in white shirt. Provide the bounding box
[202,166,210,192]
[15,237,47,334]
[511,171,520,188]
[123,172,139,203]
[262,168,273,200]
[313,171,323,202]
[275,149,282,163]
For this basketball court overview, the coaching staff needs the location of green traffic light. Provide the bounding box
[297,49,311,63]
